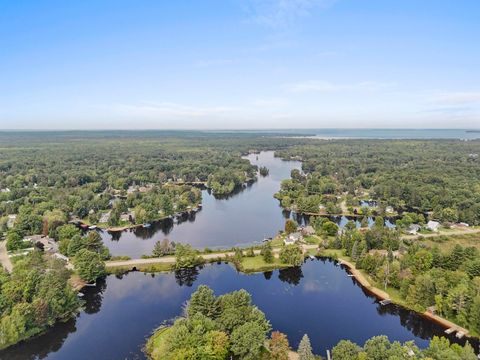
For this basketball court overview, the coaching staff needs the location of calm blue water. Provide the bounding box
[3,260,471,360]
[276,128,480,139]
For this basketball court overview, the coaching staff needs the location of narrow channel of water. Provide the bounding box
[4,259,475,360]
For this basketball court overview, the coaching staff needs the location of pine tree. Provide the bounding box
[298,334,314,360]
[351,240,359,262]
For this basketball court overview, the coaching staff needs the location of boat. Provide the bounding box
[88,225,97,230]
[143,223,151,228]
[263,237,272,242]
[309,255,315,260]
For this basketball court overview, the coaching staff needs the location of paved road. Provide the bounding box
[0,240,13,272]
[106,228,480,269]
[106,245,319,268]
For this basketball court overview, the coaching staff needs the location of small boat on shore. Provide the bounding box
[88,225,97,230]
[143,223,151,228]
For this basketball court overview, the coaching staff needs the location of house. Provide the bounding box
[120,212,134,223]
[406,224,421,235]
[301,226,316,236]
[7,214,17,229]
[427,220,440,232]
[385,206,395,214]
[284,232,302,245]
[25,235,58,253]
[99,211,111,223]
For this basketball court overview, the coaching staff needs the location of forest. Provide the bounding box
[275,140,480,224]
[320,220,480,336]
[147,285,478,360]
[0,251,79,350]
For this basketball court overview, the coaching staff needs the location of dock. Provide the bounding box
[456,331,465,339]
[445,327,456,335]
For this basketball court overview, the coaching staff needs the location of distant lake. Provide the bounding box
[277,128,480,139]
[4,260,475,360]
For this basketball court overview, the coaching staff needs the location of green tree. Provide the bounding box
[187,285,220,319]
[284,219,298,235]
[56,224,80,241]
[174,244,202,269]
[332,340,361,360]
[230,322,266,360]
[73,249,106,283]
[279,245,303,266]
[298,334,315,360]
[6,230,24,251]
[261,243,274,263]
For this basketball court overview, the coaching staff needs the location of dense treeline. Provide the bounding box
[147,286,479,360]
[0,251,79,349]
[0,134,308,232]
[325,222,480,335]
[147,285,271,360]
[276,140,480,224]
[331,334,478,360]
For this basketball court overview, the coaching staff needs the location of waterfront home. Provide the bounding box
[301,225,316,236]
[427,220,440,232]
[120,212,134,222]
[24,235,59,253]
[385,206,395,214]
[99,211,111,223]
[7,214,17,229]
[284,232,302,245]
[406,224,421,235]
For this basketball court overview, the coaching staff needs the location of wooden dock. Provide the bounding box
[445,327,456,335]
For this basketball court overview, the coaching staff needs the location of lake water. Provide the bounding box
[4,259,474,360]
[3,149,476,359]
[100,151,395,258]
[272,128,480,139]
[100,152,301,258]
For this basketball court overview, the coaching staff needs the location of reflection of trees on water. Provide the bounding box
[263,271,273,280]
[175,266,201,287]
[82,277,107,314]
[0,316,77,360]
[0,276,110,359]
[209,181,255,200]
[278,266,303,285]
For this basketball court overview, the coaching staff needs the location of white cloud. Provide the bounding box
[244,0,336,28]
[285,80,396,93]
[431,91,480,105]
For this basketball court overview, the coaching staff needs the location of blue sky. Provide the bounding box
[1,0,479,129]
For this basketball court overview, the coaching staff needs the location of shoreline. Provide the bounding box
[333,255,472,340]
[105,244,477,344]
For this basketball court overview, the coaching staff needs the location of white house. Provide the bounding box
[284,232,302,245]
[406,224,421,235]
[7,214,17,229]
[385,206,395,214]
[427,220,440,232]
[99,211,111,223]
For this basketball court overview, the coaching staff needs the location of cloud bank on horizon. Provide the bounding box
[0,0,479,129]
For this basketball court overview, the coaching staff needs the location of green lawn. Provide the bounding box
[420,232,480,252]
[145,327,172,360]
[239,255,290,273]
